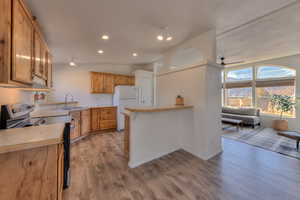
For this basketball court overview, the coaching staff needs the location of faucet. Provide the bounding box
[64,93,74,108]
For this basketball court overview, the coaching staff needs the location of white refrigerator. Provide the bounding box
[113,86,138,131]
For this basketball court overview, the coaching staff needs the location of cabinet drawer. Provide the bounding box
[100,120,116,130]
[100,108,116,120]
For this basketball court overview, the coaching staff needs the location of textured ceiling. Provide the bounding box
[24,0,300,65]
[217,0,300,64]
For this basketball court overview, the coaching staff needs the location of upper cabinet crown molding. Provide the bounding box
[90,72,135,94]
[0,0,53,88]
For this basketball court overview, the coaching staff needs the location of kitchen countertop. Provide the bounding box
[31,105,115,118]
[38,101,79,106]
[125,105,194,113]
[0,123,65,154]
[31,109,70,118]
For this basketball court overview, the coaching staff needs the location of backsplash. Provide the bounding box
[0,88,34,106]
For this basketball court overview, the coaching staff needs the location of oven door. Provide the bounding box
[63,123,71,189]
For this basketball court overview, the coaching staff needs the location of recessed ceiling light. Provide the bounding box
[157,35,164,41]
[132,53,138,57]
[69,61,76,66]
[98,50,104,54]
[166,36,173,41]
[102,35,109,40]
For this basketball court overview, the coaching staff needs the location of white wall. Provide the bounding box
[128,108,194,168]
[157,63,222,160]
[0,88,33,106]
[158,29,217,74]
[50,63,133,106]
[230,54,300,131]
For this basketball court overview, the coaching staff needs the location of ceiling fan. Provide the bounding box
[218,56,245,66]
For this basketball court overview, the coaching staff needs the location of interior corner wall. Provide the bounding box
[50,63,133,106]
[157,64,222,160]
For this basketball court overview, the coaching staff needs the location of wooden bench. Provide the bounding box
[278,131,300,151]
[222,118,243,131]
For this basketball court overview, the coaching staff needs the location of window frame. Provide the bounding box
[223,65,296,117]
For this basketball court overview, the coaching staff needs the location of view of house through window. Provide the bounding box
[223,66,296,117]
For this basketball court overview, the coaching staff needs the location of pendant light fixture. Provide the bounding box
[157,27,173,42]
[69,57,76,67]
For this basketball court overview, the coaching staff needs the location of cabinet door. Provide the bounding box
[114,75,123,86]
[90,72,103,93]
[40,41,48,80]
[0,0,11,83]
[91,108,101,131]
[11,0,33,84]
[103,74,114,93]
[100,120,117,130]
[57,144,64,200]
[100,107,116,120]
[129,76,135,85]
[70,111,81,140]
[33,31,42,77]
[81,109,91,136]
[34,31,48,80]
[46,52,53,88]
[124,115,130,160]
[0,145,58,200]
[99,107,117,130]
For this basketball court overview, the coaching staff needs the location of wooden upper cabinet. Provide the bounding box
[114,75,134,86]
[40,41,48,80]
[90,72,134,94]
[129,76,135,85]
[90,72,104,93]
[11,0,33,84]
[103,74,114,93]
[33,30,48,80]
[0,0,11,84]
[46,52,53,88]
[0,0,52,87]
[33,31,41,78]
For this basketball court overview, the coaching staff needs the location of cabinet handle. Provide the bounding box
[0,40,4,44]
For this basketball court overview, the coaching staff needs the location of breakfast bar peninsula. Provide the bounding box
[123,105,194,168]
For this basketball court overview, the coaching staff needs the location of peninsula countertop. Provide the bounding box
[125,105,194,113]
[0,123,65,154]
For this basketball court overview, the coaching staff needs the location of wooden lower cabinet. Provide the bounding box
[0,144,63,200]
[70,111,81,140]
[91,107,117,131]
[124,114,130,160]
[70,107,116,142]
[81,109,91,136]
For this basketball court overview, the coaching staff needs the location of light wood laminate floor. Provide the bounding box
[64,132,300,200]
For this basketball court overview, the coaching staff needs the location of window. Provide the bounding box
[256,86,295,117]
[226,67,253,82]
[257,66,296,79]
[223,65,296,117]
[226,87,252,108]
